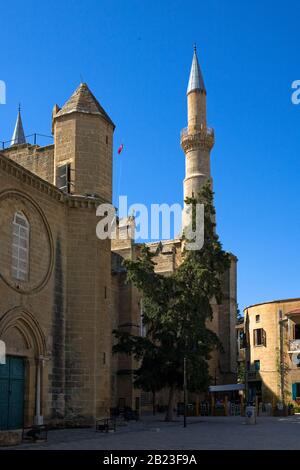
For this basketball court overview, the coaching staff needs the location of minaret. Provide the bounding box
[181,46,214,226]
[11,105,26,146]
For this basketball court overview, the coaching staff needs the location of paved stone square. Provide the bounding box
[6,414,300,450]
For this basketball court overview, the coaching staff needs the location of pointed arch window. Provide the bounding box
[12,212,30,281]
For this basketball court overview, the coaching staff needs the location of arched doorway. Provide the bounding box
[0,307,47,430]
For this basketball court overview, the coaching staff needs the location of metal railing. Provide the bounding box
[288,339,300,352]
[180,125,214,140]
[1,133,53,150]
[247,371,259,380]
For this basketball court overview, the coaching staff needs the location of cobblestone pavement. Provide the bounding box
[4,414,300,450]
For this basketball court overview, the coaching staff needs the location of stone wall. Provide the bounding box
[0,153,112,426]
[2,144,54,184]
[53,113,113,201]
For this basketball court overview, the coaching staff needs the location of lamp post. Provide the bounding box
[183,355,187,428]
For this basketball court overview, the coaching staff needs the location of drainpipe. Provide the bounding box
[279,317,288,414]
[34,357,44,425]
[244,310,250,405]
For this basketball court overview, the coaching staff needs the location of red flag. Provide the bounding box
[118,144,124,155]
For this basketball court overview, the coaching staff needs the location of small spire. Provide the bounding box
[187,45,206,95]
[11,105,26,146]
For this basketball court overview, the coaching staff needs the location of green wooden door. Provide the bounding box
[0,360,10,430]
[0,356,25,430]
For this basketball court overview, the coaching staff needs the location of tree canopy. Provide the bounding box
[113,182,230,420]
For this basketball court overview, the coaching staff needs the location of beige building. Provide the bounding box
[242,298,300,407]
[0,47,237,430]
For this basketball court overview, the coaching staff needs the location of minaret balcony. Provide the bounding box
[180,126,214,152]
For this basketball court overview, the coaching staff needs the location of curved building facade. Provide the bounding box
[243,298,300,406]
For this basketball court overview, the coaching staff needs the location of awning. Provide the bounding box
[287,309,300,315]
[286,309,300,323]
[209,384,245,393]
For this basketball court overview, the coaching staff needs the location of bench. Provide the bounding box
[22,425,48,442]
[95,418,116,433]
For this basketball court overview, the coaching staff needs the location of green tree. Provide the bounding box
[113,182,230,421]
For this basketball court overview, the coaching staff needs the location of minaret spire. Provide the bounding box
[11,104,26,146]
[187,43,206,95]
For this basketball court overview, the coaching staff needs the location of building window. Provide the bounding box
[254,360,260,371]
[56,163,71,193]
[238,330,246,349]
[295,324,300,340]
[292,383,300,400]
[253,328,266,347]
[12,212,29,281]
[255,314,260,323]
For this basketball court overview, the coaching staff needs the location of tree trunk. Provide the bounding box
[152,390,156,415]
[165,385,176,421]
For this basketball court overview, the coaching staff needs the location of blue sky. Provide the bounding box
[0,0,299,312]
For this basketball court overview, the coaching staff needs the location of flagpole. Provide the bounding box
[117,155,123,198]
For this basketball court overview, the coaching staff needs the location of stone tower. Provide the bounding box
[52,83,115,202]
[181,46,214,226]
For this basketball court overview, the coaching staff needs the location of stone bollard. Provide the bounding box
[0,431,21,447]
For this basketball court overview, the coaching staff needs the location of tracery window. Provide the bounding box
[12,212,30,281]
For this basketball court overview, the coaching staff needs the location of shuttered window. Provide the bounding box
[56,163,71,193]
[253,328,267,347]
[12,212,29,281]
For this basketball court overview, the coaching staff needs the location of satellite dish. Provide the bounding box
[292,352,300,367]
[0,340,6,365]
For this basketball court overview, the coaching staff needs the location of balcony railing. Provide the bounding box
[288,339,300,353]
[247,371,259,380]
[180,126,214,140]
[1,133,53,150]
